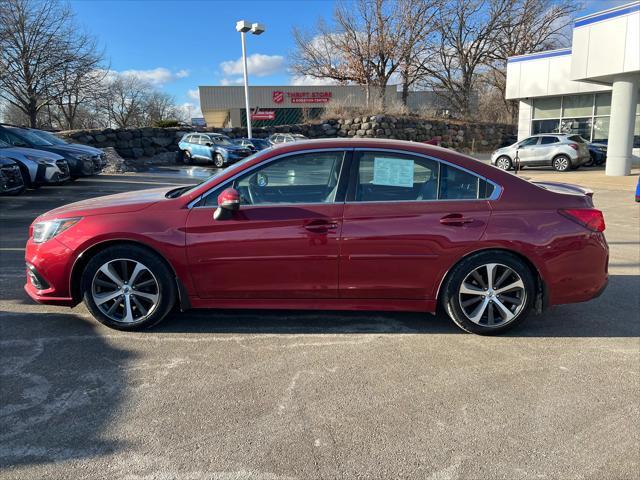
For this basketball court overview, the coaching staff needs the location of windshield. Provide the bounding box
[32,130,66,145]
[0,139,9,148]
[210,136,233,146]
[252,139,269,148]
[9,128,54,146]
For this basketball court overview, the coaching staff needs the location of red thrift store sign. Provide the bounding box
[251,110,276,120]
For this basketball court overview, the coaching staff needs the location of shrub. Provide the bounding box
[154,119,180,128]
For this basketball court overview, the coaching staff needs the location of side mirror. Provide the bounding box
[213,188,240,220]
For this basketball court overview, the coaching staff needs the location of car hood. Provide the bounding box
[219,144,249,151]
[60,143,103,155]
[40,187,171,219]
[0,146,64,162]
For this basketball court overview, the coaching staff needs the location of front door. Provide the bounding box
[339,151,493,300]
[186,150,348,299]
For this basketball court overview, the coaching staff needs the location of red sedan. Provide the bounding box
[24,139,608,334]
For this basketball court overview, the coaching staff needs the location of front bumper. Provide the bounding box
[0,164,24,193]
[24,237,76,306]
[38,160,71,184]
[66,157,95,177]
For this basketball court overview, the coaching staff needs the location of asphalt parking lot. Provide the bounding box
[1,166,639,480]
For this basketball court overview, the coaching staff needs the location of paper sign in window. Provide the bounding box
[372,157,414,187]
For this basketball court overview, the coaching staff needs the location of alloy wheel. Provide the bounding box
[458,263,526,327]
[496,157,511,170]
[553,157,569,171]
[91,258,159,324]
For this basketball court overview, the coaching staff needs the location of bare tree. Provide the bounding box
[143,90,180,126]
[99,75,150,128]
[419,0,512,119]
[487,0,578,122]
[292,0,437,108]
[0,0,104,127]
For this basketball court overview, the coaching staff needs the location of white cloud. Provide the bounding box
[220,53,284,77]
[220,77,245,86]
[118,67,189,86]
[289,75,340,86]
[187,88,200,100]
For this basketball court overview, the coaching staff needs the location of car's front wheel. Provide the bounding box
[495,156,512,170]
[81,245,176,330]
[214,153,225,168]
[182,150,193,165]
[441,251,535,335]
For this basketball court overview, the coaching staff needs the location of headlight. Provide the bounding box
[32,217,82,244]
[71,153,91,161]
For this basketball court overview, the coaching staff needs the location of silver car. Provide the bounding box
[0,139,70,187]
[491,134,590,172]
[267,133,308,145]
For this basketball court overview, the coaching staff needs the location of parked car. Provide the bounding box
[267,133,308,145]
[635,176,640,202]
[0,139,70,188]
[585,141,607,167]
[491,134,590,172]
[0,156,25,195]
[28,128,107,170]
[234,137,271,152]
[24,139,608,335]
[178,133,253,168]
[0,124,97,178]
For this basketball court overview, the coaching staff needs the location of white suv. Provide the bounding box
[491,134,590,172]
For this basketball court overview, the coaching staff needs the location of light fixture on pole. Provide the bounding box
[235,20,266,139]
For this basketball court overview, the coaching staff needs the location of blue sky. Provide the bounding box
[70,0,337,115]
[69,0,630,115]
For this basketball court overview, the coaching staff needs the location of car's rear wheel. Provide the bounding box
[214,153,225,168]
[442,251,535,335]
[81,245,176,331]
[182,150,192,165]
[495,156,512,170]
[552,155,571,172]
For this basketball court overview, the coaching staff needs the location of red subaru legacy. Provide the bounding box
[24,139,608,334]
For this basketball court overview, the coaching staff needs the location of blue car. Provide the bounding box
[234,137,271,152]
[178,133,253,168]
[636,176,640,203]
[586,141,607,167]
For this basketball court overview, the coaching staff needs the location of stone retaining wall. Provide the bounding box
[59,116,516,159]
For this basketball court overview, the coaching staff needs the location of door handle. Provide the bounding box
[440,214,474,226]
[304,220,339,233]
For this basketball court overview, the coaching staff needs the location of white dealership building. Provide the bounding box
[506,1,640,175]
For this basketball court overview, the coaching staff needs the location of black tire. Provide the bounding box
[182,150,193,165]
[80,245,176,331]
[495,156,512,170]
[214,153,225,168]
[584,153,595,167]
[552,155,571,172]
[441,251,536,335]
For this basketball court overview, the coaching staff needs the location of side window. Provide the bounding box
[355,152,439,202]
[203,151,345,206]
[439,164,481,200]
[540,136,559,145]
[518,137,539,147]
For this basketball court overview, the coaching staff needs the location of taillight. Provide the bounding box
[569,143,579,151]
[559,208,605,232]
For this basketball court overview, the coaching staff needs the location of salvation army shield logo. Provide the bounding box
[272,91,284,104]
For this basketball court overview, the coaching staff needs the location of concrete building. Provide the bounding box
[506,1,640,175]
[198,85,451,129]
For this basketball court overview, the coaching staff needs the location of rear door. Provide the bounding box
[339,150,494,300]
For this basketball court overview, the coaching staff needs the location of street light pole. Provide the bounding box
[239,30,252,138]
[236,20,265,140]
